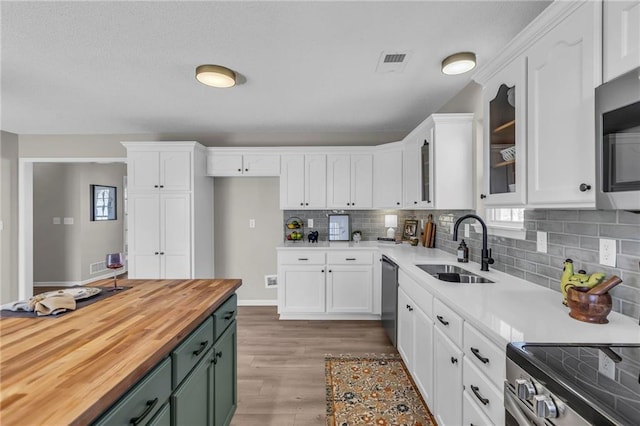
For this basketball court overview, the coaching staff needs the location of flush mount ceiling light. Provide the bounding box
[441,52,476,75]
[195,64,236,88]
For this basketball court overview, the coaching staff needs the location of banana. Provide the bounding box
[585,272,607,288]
[560,259,574,305]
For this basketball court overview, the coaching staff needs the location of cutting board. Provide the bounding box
[424,215,435,247]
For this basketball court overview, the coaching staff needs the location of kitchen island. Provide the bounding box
[0,278,241,426]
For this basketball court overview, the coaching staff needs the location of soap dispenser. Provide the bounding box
[457,239,469,263]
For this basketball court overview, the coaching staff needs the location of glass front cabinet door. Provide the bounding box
[482,57,527,206]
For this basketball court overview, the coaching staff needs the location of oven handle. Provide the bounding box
[504,381,536,426]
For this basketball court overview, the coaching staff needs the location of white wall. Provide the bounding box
[214,177,281,304]
[0,131,19,303]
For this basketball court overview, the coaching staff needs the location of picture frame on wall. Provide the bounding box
[91,185,117,221]
[402,219,418,240]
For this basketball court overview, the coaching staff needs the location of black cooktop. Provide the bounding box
[507,343,640,426]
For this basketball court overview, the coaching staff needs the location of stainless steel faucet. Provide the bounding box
[452,214,494,271]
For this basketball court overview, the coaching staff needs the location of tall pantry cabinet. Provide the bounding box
[123,142,214,279]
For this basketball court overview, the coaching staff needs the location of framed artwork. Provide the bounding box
[91,185,117,221]
[328,214,351,241]
[402,219,418,240]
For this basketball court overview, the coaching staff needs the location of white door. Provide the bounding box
[280,266,326,313]
[396,287,414,367]
[159,151,191,191]
[403,136,420,207]
[160,193,191,279]
[207,154,243,176]
[350,154,373,208]
[412,306,434,405]
[373,149,403,208]
[243,154,280,176]
[326,265,373,313]
[603,0,640,82]
[326,155,352,208]
[434,327,463,426]
[527,2,599,208]
[280,155,305,209]
[305,155,327,209]
[128,151,160,192]
[128,193,161,278]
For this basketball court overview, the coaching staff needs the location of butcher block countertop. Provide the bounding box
[0,278,242,426]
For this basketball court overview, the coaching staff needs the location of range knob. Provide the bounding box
[534,395,558,419]
[516,379,536,400]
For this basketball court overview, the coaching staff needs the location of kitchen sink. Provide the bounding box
[416,264,494,284]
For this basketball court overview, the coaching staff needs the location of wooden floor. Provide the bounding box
[232,306,397,426]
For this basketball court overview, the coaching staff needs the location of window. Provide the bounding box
[484,207,525,239]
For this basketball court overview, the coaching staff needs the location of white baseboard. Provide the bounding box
[237,299,278,306]
[34,270,126,287]
[278,313,381,320]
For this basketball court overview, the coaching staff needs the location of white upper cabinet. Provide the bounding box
[526,1,600,208]
[207,150,280,176]
[482,57,527,206]
[280,154,326,209]
[603,0,640,82]
[127,147,192,192]
[326,154,373,209]
[373,145,403,208]
[404,114,473,210]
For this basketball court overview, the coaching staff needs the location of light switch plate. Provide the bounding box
[0,220,3,231]
[464,224,470,238]
[53,217,61,225]
[599,238,617,267]
[536,231,547,253]
[308,219,314,228]
[249,219,255,228]
[63,217,74,225]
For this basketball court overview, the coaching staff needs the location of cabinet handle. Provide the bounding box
[160,252,165,255]
[345,258,356,261]
[238,168,242,172]
[347,203,350,206]
[352,203,355,206]
[579,183,592,192]
[298,258,309,261]
[471,385,489,405]
[414,201,418,205]
[224,311,235,320]
[406,304,411,309]
[192,341,208,356]
[154,252,159,255]
[300,203,304,206]
[154,185,159,188]
[480,194,487,199]
[437,315,449,326]
[408,306,413,312]
[321,269,325,273]
[470,347,489,364]
[216,351,223,359]
[450,357,458,364]
[396,202,400,205]
[328,269,332,273]
[159,185,164,188]
[245,168,248,172]
[305,203,309,206]
[130,398,158,425]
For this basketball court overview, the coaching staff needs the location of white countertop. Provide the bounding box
[278,241,640,345]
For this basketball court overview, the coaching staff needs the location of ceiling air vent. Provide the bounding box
[376,51,411,73]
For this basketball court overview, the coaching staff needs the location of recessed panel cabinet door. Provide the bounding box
[350,154,373,208]
[434,327,463,426]
[326,155,352,208]
[280,155,305,209]
[159,151,191,191]
[604,0,640,82]
[128,194,161,278]
[280,267,326,313]
[527,1,599,208]
[305,155,327,209]
[412,305,434,406]
[128,151,160,192]
[213,322,237,426]
[326,266,373,313]
[396,287,414,367]
[160,193,191,279]
[373,149,403,208]
[171,348,211,426]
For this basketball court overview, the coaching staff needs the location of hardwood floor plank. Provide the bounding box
[232,306,396,426]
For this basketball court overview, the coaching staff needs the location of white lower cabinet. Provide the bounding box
[463,358,504,425]
[327,265,373,313]
[279,266,326,313]
[463,391,493,426]
[434,327,463,426]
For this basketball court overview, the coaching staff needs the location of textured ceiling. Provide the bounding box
[1,1,550,145]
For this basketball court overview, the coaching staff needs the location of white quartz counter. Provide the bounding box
[278,241,640,345]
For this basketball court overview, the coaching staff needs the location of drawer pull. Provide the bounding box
[450,357,458,364]
[130,398,158,425]
[471,385,489,405]
[216,351,223,358]
[224,311,235,320]
[192,341,209,356]
[470,347,489,364]
[437,315,449,326]
[345,258,356,261]
[298,258,309,261]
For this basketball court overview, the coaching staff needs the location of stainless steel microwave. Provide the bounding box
[595,66,640,211]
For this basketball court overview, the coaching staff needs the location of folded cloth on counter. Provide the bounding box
[34,293,76,316]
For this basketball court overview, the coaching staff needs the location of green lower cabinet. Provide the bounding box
[212,321,237,426]
[148,402,171,426]
[171,347,213,426]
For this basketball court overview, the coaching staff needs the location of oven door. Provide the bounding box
[504,381,549,426]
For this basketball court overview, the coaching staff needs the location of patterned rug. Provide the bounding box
[325,354,437,426]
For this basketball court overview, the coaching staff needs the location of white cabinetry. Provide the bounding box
[373,145,403,208]
[433,327,463,426]
[280,155,327,209]
[526,1,600,208]
[326,154,373,209]
[123,142,213,280]
[603,0,640,82]
[482,56,527,206]
[277,249,378,319]
[403,114,473,209]
[206,151,280,176]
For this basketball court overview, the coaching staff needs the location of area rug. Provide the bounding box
[325,354,437,426]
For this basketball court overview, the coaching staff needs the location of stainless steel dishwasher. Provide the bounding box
[381,255,399,347]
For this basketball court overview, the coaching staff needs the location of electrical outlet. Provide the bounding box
[599,238,617,267]
[308,219,314,228]
[63,217,74,225]
[537,231,547,253]
[464,224,470,238]
[598,350,616,380]
[249,219,255,228]
[53,217,61,225]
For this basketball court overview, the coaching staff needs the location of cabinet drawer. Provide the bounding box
[326,251,373,265]
[463,358,504,425]
[278,251,325,265]
[94,357,171,426]
[433,298,463,347]
[172,317,214,387]
[214,294,237,341]
[464,322,506,389]
[462,390,494,426]
[398,270,433,319]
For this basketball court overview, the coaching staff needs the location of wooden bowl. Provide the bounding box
[566,286,612,324]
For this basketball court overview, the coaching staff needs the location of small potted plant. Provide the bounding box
[351,230,362,243]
